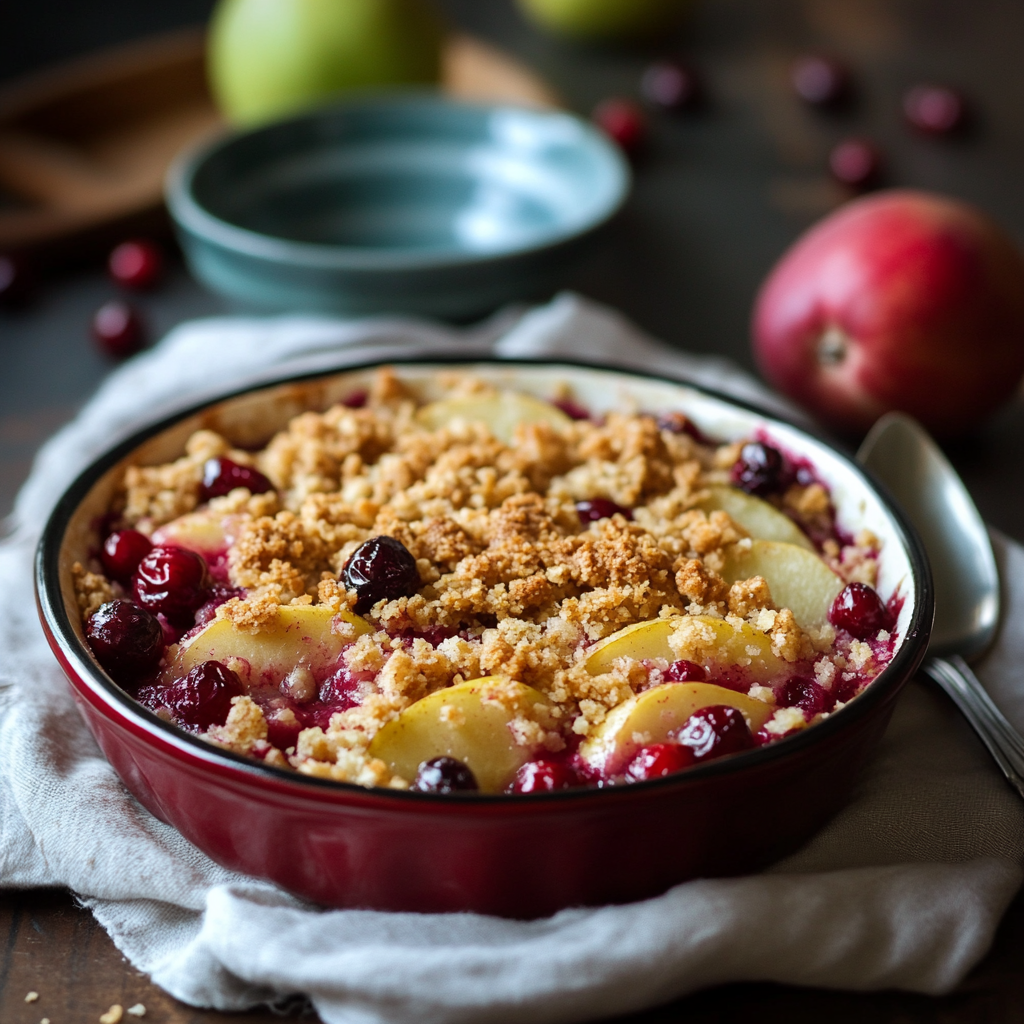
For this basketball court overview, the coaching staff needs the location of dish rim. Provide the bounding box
[165,93,632,274]
[36,355,934,807]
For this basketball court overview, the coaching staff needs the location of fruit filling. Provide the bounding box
[73,369,900,794]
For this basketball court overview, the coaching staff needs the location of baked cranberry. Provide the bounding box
[673,705,755,761]
[341,536,420,614]
[829,138,882,189]
[663,659,706,682]
[829,581,892,639]
[641,60,700,111]
[592,98,646,156]
[86,600,163,683]
[342,389,368,409]
[194,583,243,627]
[200,457,273,501]
[161,660,243,731]
[553,398,590,421]
[790,55,849,107]
[92,300,145,359]
[778,676,834,715]
[108,239,163,290]
[626,743,695,781]
[731,441,788,496]
[318,665,365,709]
[101,528,153,583]
[656,411,711,443]
[266,712,303,751]
[510,759,577,794]
[133,545,208,626]
[576,499,633,523]
[903,84,965,135]
[412,756,478,793]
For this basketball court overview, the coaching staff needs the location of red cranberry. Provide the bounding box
[592,98,646,156]
[318,664,365,709]
[100,528,153,583]
[200,457,273,501]
[829,138,882,189]
[790,55,849,107]
[412,756,478,793]
[86,600,163,683]
[0,253,34,305]
[341,536,420,614]
[626,743,695,781]
[673,705,755,761]
[663,659,706,682]
[266,713,303,751]
[829,582,892,639]
[657,411,711,444]
[778,675,834,715]
[641,60,700,110]
[552,397,590,421]
[161,660,243,731]
[133,545,208,626]
[194,583,243,627]
[108,239,163,290]
[92,300,145,359]
[731,441,788,496]
[509,759,577,794]
[576,499,633,523]
[342,389,368,409]
[903,84,965,135]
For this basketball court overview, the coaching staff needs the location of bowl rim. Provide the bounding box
[36,355,933,808]
[164,94,632,274]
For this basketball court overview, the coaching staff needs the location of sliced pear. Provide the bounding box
[167,605,371,686]
[695,486,813,550]
[721,540,843,627]
[415,391,571,445]
[579,681,775,774]
[152,510,228,554]
[584,614,785,683]
[368,677,552,793]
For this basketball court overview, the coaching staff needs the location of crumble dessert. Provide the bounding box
[77,368,898,794]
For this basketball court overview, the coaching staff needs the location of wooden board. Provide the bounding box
[0,29,561,260]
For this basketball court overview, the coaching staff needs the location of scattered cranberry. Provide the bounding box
[161,660,243,731]
[592,98,646,156]
[576,498,633,523]
[731,441,788,496]
[101,528,153,583]
[200,457,273,501]
[317,664,367,709]
[342,389,368,409]
[829,138,882,189]
[641,60,700,110]
[0,253,33,305]
[133,545,208,626]
[412,756,478,793]
[626,743,695,781]
[92,300,145,359]
[86,600,163,683]
[791,55,849,107]
[510,759,577,794]
[656,411,710,443]
[903,84,965,135]
[673,705,755,761]
[829,581,892,639]
[108,239,163,290]
[663,659,706,682]
[341,536,420,614]
[553,397,590,421]
[778,675,834,715]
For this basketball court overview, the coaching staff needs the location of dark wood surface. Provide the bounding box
[2,0,1024,1020]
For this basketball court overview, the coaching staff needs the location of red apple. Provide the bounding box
[752,190,1024,436]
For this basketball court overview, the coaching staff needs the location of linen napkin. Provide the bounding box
[2,293,1022,1024]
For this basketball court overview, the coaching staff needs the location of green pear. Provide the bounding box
[517,0,693,41]
[209,0,445,126]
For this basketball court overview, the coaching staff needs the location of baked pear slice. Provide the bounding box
[167,605,371,686]
[694,486,814,550]
[721,540,843,627]
[151,509,228,555]
[415,391,571,445]
[579,682,775,775]
[584,614,785,684]
[368,677,553,793]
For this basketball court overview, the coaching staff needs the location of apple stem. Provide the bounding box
[817,325,849,366]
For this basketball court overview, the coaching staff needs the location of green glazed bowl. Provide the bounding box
[165,95,630,319]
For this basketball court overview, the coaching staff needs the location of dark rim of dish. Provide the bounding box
[37,355,934,806]
[165,94,632,273]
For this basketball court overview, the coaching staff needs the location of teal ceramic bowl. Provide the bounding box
[165,95,630,318]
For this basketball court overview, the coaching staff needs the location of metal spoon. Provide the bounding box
[857,412,1024,799]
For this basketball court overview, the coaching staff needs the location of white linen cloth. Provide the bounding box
[1,293,1022,1023]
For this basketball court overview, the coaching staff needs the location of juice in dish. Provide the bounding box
[76,368,898,794]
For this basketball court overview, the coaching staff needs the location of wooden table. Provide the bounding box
[2,0,1024,1020]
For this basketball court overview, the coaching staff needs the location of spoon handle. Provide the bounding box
[923,655,1024,801]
